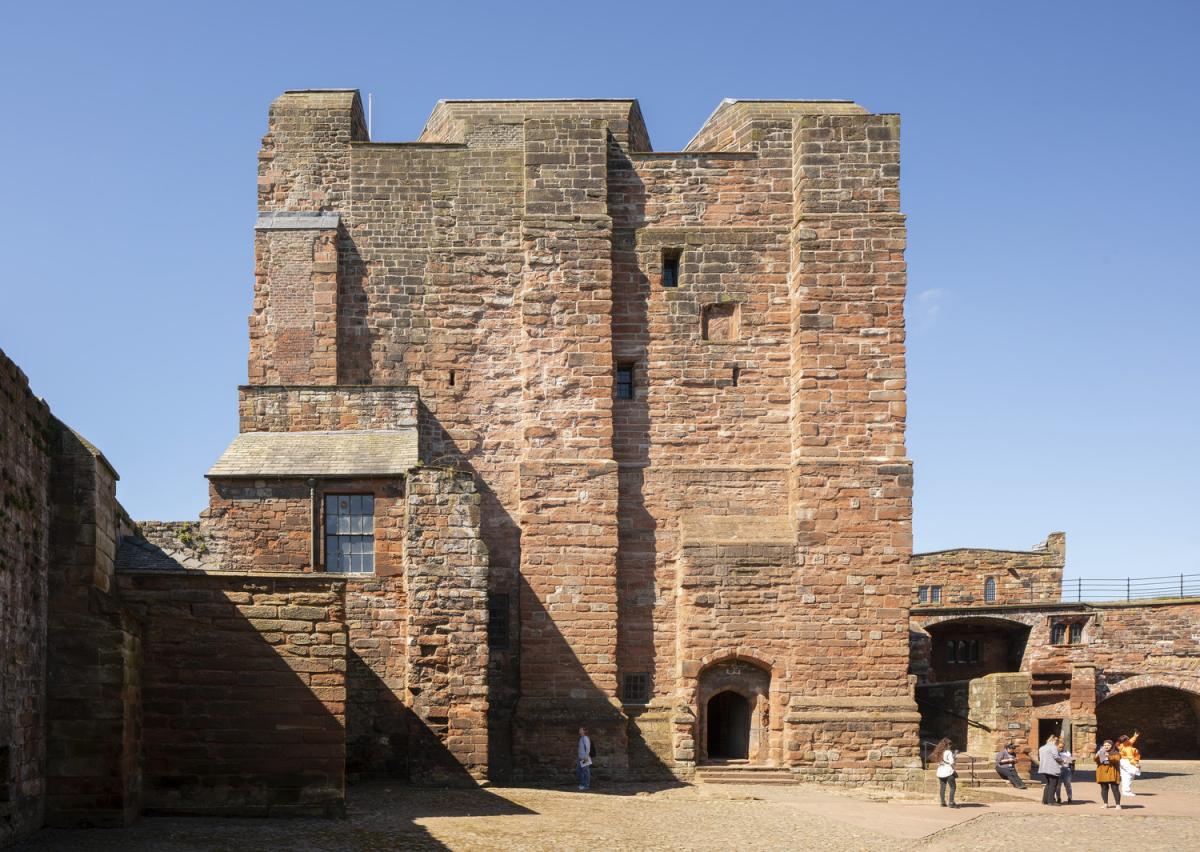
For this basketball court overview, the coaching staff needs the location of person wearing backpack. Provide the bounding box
[576,726,593,791]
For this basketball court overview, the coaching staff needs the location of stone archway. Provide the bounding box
[1098,677,1200,758]
[698,658,770,764]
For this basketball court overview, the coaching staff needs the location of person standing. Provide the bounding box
[1095,739,1122,809]
[932,738,958,808]
[994,743,1027,789]
[1038,734,1064,805]
[575,727,592,791]
[1055,737,1075,804]
[1117,731,1141,797]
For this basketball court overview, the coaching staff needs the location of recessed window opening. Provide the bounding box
[449,370,456,387]
[622,672,650,705]
[1050,621,1067,645]
[488,593,510,649]
[702,303,739,341]
[616,362,635,400]
[325,494,375,574]
[731,365,740,386]
[1069,622,1083,644]
[918,586,929,604]
[984,577,996,603]
[661,248,681,288]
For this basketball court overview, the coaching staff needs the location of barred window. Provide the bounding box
[616,363,635,400]
[984,577,996,603]
[622,672,650,705]
[325,494,374,574]
[488,593,510,649]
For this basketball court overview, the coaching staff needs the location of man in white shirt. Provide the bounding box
[576,727,592,791]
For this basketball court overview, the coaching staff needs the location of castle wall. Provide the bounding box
[117,572,346,816]
[912,533,1066,606]
[0,350,53,844]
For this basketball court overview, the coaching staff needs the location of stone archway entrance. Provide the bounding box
[707,691,751,759]
[698,658,771,764]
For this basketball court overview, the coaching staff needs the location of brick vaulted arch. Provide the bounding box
[1098,674,1200,759]
[1101,673,1200,702]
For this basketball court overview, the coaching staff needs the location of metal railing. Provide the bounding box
[916,573,1200,606]
[1060,573,1200,602]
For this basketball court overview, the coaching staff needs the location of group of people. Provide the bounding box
[931,730,1142,809]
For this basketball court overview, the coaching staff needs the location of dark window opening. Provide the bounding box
[1051,621,1067,645]
[622,672,650,705]
[449,370,456,387]
[488,593,510,649]
[1069,622,1083,644]
[325,494,375,574]
[661,248,681,288]
[984,577,996,603]
[969,639,981,664]
[731,365,740,386]
[616,363,635,400]
[946,639,957,663]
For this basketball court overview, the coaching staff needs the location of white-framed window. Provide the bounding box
[325,494,375,574]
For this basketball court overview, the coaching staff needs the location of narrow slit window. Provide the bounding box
[984,577,996,603]
[449,370,456,388]
[616,363,635,400]
[488,593,510,649]
[946,639,957,663]
[969,640,980,664]
[731,365,740,386]
[325,494,375,574]
[661,248,681,288]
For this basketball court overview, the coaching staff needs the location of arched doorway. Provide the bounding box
[707,691,751,759]
[1098,686,1200,758]
[698,658,771,764]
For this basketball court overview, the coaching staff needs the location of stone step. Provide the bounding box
[696,765,798,786]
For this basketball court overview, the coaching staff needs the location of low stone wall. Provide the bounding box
[117,571,347,816]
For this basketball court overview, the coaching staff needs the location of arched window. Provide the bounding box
[984,577,996,603]
[1051,622,1067,645]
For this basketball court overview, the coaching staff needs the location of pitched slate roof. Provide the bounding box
[207,430,419,478]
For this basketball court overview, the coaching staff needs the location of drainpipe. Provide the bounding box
[308,478,319,571]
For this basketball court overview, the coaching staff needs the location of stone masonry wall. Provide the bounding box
[912,532,1066,606]
[116,571,347,816]
[240,92,923,784]
[0,349,53,845]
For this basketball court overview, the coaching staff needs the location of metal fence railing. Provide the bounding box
[1060,573,1200,602]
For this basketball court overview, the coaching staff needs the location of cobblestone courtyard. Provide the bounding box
[14,761,1198,851]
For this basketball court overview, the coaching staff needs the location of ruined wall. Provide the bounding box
[912,532,1065,606]
[117,572,346,816]
[0,350,52,845]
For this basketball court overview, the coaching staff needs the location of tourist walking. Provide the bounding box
[575,726,592,791]
[994,743,1027,789]
[1095,739,1122,809]
[1055,737,1075,803]
[1038,734,1064,805]
[932,738,958,808]
[1117,731,1141,796]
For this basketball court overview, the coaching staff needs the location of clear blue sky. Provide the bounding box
[2,1,1197,581]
